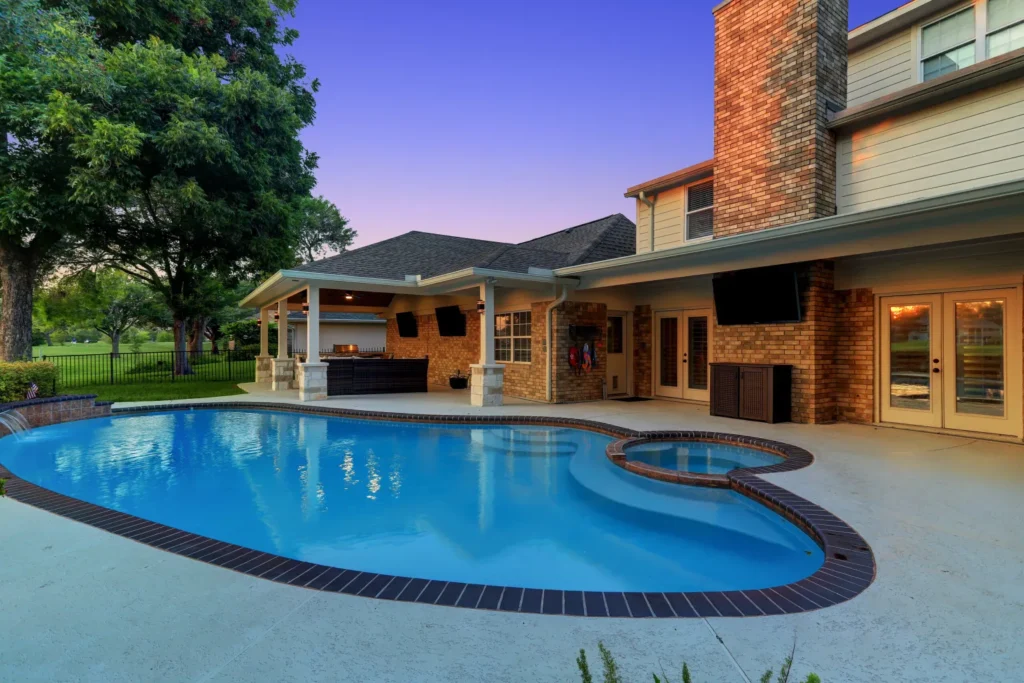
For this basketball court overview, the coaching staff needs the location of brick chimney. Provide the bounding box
[712,0,848,238]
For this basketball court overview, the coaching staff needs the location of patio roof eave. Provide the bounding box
[240,267,571,309]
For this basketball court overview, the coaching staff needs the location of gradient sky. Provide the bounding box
[285,0,907,249]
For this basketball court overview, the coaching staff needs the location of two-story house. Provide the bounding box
[242,0,1024,441]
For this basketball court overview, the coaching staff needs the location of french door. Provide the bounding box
[655,309,712,401]
[880,289,1022,437]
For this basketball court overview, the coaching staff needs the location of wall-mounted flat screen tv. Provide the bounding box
[396,311,419,338]
[712,266,802,325]
[435,305,467,337]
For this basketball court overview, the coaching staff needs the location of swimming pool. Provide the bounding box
[0,409,824,593]
[624,441,784,474]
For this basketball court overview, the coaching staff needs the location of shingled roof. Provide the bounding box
[293,214,636,281]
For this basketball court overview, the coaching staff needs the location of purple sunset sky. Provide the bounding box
[285,0,906,249]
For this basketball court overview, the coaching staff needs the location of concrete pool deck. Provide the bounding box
[2,387,1022,681]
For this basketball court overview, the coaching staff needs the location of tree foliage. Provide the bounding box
[294,195,354,264]
[0,0,110,360]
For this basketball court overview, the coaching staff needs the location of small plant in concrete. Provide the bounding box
[576,642,820,683]
[0,478,6,497]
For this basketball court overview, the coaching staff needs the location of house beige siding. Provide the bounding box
[636,198,651,254]
[634,187,685,254]
[837,79,1024,213]
[847,29,915,108]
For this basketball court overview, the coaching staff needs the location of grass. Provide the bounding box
[75,381,247,403]
[33,341,213,356]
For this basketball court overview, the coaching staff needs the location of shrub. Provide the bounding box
[0,361,60,403]
[576,643,820,683]
[155,330,174,343]
[31,329,47,346]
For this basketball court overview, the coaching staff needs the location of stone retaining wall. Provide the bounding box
[0,395,111,438]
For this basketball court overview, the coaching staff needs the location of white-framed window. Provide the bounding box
[921,6,976,82]
[685,180,714,241]
[495,311,532,363]
[987,0,1024,57]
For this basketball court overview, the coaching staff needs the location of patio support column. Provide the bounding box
[255,307,273,384]
[471,279,504,407]
[297,285,328,402]
[272,299,294,391]
[306,285,320,364]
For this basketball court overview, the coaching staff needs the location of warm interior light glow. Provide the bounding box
[345,291,354,300]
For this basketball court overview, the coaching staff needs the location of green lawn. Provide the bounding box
[76,381,247,403]
[33,341,213,357]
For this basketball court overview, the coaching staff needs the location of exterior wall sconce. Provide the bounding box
[345,291,354,301]
[256,318,262,328]
[302,302,309,316]
[476,299,486,313]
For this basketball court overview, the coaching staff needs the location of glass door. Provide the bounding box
[880,295,943,428]
[682,309,711,402]
[605,314,628,396]
[942,289,1021,436]
[655,312,682,398]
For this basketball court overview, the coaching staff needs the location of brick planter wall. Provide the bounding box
[0,395,111,437]
[835,288,874,423]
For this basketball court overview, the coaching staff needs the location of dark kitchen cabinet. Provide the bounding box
[710,363,792,423]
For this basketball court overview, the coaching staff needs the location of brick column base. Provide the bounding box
[470,364,504,407]
[271,358,294,391]
[255,355,273,384]
[297,362,328,402]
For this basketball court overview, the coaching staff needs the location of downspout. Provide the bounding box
[545,284,570,403]
[638,191,656,252]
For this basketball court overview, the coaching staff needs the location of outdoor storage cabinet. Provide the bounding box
[710,363,792,423]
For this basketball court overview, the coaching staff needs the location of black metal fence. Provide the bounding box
[35,349,258,389]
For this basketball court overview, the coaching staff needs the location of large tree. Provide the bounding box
[44,269,158,356]
[294,195,354,264]
[68,3,318,373]
[0,1,109,360]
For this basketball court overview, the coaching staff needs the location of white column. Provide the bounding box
[480,280,495,365]
[306,285,320,364]
[259,307,270,356]
[277,300,289,359]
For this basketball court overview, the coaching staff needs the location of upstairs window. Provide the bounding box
[685,181,714,241]
[921,7,976,81]
[495,311,531,363]
[988,0,1024,57]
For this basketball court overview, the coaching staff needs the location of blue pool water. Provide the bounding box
[625,441,784,474]
[0,410,822,591]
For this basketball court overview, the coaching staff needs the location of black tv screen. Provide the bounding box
[396,311,418,338]
[435,305,466,337]
[713,266,802,325]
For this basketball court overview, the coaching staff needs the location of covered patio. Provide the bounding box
[239,267,574,406]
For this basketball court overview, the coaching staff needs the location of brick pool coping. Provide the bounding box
[0,401,876,618]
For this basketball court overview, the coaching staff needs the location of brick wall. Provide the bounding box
[713,261,837,423]
[835,288,874,423]
[713,0,847,237]
[551,301,607,403]
[386,310,480,387]
[0,395,111,438]
[501,301,550,401]
[633,305,653,397]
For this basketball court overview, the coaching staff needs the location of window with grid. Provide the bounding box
[495,311,532,363]
[685,181,714,241]
[988,0,1024,57]
[921,7,976,81]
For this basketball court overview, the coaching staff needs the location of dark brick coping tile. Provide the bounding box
[0,401,875,618]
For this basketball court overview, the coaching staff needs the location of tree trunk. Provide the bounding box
[188,317,207,353]
[44,331,52,346]
[0,246,36,361]
[110,330,121,358]
[173,318,193,375]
